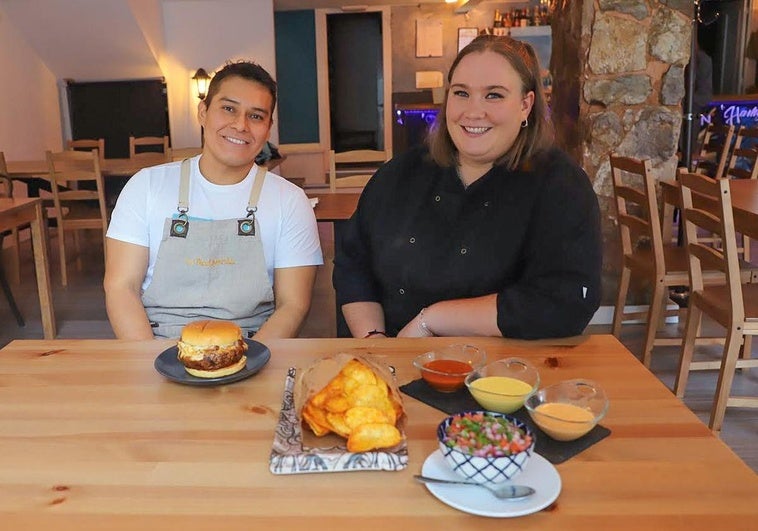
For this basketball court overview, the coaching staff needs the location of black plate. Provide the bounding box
[154,339,271,386]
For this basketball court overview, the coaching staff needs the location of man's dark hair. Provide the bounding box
[203,60,277,113]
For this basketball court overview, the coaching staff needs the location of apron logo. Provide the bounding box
[184,257,237,267]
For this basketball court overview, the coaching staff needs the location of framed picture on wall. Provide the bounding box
[458,27,478,52]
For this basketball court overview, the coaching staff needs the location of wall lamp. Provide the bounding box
[192,68,211,100]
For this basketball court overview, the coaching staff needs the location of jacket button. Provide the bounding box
[434,195,441,202]
[460,248,467,255]
[484,201,490,207]
[409,237,416,244]
[399,288,405,295]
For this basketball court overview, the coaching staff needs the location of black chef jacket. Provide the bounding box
[333,146,602,339]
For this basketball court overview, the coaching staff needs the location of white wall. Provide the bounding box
[162,0,278,149]
[0,0,277,157]
[0,4,61,159]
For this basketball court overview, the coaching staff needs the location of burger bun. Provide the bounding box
[177,320,248,379]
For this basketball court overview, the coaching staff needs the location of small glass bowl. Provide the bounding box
[525,379,609,441]
[412,344,486,393]
[464,357,540,413]
[437,411,535,484]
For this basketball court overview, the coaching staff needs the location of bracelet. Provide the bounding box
[364,330,387,338]
[418,307,435,337]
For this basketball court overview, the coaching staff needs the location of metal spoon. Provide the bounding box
[414,474,535,500]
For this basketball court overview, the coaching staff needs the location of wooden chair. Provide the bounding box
[129,135,170,163]
[610,155,697,367]
[0,151,24,285]
[725,126,758,261]
[46,149,108,286]
[692,123,735,179]
[0,159,24,326]
[674,170,758,432]
[328,149,388,192]
[68,138,105,162]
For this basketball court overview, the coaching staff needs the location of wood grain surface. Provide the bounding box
[0,335,755,530]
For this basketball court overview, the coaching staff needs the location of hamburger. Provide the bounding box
[177,320,248,378]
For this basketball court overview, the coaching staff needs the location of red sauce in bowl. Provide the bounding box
[422,359,472,392]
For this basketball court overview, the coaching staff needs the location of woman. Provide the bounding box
[333,36,601,339]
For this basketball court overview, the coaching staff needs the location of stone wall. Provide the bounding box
[552,0,693,304]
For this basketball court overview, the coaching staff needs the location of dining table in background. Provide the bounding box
[0,334,755,530]
[0,197,55,338]
[309,191,360,222]
[660,178,758,243]
[5,152,288,180]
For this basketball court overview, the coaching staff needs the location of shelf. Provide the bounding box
[509,25,552,37]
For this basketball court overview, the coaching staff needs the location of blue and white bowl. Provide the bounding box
[436,411,535,484]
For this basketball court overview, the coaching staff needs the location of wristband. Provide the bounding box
[418,307,435,337]
[364,330,387,338]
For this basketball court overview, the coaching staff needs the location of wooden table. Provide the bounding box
[661,178,758,241]
[309,191,360,222]
[5,155,288,180]
[0,335,755,530]
[0,198,55,338]
[5,158,156,178]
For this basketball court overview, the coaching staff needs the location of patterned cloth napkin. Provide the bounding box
[400,378,611,465]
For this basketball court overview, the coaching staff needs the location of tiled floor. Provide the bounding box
[0,225,756,472]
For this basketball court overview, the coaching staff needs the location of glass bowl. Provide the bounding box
[464,357,540,413]
[412,344,486,393]
[437,411,535,484]
[524,379,609,441]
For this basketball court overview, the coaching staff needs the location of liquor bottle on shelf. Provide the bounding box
[493,9,506,36]
[533,6,542,26]
[502,10,512,29]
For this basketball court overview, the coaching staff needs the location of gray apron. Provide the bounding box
[142,159,274,338]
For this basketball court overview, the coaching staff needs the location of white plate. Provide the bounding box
[420,449,561,518]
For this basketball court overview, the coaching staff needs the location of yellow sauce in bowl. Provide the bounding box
[532,402,596,441]
[468,376,533,413]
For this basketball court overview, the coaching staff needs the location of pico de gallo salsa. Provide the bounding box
[442,411,533,458]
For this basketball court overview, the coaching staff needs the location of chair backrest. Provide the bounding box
[0,152,11,198]
[129,135,170,162]
[726,126,758,180]
[68,138,105,161]
[328,149,387,192]
[45,150,108,230]
[694,123,735,179]
[609,155,665,277]
[678,169,743,321]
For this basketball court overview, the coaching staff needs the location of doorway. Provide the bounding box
[327,12,384,152]
[316,8,392,156]
[698,0,750,94]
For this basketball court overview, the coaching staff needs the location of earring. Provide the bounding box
[521,118,528,128]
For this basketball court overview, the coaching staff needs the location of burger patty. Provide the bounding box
[177,340,247,371]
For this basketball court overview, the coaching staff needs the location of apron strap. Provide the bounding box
[177,159,267,216]
[178,158,191,214]
[246,164,267,215]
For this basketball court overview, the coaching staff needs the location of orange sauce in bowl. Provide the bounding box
[421,359,472,392]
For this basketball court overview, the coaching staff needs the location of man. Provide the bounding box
[104,61,322,340]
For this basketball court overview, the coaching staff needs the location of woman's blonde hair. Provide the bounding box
[427,35,554,170]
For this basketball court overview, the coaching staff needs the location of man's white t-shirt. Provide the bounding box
[107,156,323,292]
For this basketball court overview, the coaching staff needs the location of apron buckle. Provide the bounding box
[237,208,257,236]
[170,218,189,238]
[237,218,255,236]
